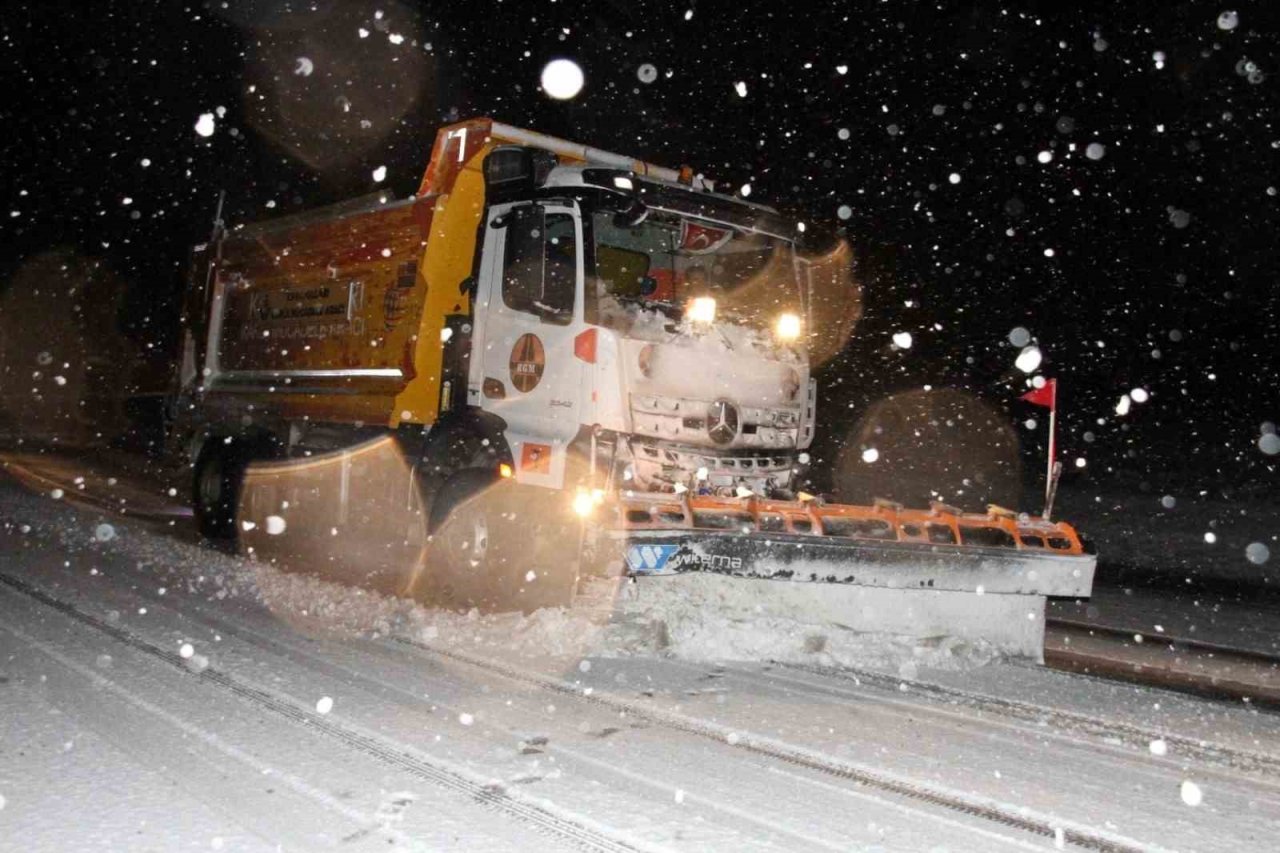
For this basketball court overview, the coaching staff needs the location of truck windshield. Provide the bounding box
[589,210,800,333]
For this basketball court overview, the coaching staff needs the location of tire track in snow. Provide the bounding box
[10,559,888,853]
[393,638,1160,853]
[764,661,1280,781]
[0,615,392,848]
[0,571,643,853]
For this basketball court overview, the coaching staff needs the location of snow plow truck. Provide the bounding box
[170,118,1095,659]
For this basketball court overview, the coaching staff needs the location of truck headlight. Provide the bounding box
[572,490,595,518]
[687,297,717,325]
[775,312,802,341]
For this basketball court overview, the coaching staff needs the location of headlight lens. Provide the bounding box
[572,490,595,518]
[686,296,717,325]
[775,312,802,341]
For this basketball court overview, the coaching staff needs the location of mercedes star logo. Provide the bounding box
[707,399,739,445]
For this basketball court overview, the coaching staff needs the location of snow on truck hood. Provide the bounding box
[606,300,806,410]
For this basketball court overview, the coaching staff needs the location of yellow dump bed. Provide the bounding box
[190,117,698,428]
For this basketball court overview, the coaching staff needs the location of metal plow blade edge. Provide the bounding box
[601,494,1097,662]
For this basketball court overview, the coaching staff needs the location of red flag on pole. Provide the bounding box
[1020,378,1057,410]
[1020,378,1059,518]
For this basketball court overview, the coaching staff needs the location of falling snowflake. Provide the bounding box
[194,113,216,137]
[1015,345,1043,373]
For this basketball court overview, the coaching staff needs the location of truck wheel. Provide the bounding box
[193,443,246,541]
[424,475,577,613]
[425,474,510,611]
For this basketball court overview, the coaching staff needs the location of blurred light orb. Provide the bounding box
[1217,11,1239,31]
[1085,142,1106,160]
[637,63,658,84]
[294,56,314,76]
[948,172,961,184]
[541,59,584,100]
[1037,150,1053,164]
[835,389,1021,509]
[836,205,852,220]
[1008,327,1031,347]
[1259,433,1280,455]
[1246,542,1270,565]
[892,331,913,349]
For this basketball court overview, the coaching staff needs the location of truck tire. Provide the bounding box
[193,441,247,541]
[423,474,577,613]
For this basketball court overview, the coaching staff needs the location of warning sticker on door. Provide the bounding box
[520,442,551,474]
[509,333,545,393]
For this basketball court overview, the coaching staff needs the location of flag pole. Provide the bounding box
[1044,403,1056,517]
[1019,378,1060,519]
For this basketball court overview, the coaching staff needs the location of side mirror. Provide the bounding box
[612,198,649,229]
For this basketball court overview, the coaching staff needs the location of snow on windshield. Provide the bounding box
[590,210,800,333]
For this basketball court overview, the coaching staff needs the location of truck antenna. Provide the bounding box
[209,189,227,244]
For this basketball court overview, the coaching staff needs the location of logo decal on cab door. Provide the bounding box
[509,333,545,393]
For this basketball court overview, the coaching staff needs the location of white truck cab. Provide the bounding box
[469,164,816,500]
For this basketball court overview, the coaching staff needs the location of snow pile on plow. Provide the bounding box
[598,493,1096,662]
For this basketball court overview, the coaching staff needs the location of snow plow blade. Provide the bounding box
[600,495,1096,662]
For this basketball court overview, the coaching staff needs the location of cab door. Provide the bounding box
[470,201,584,488]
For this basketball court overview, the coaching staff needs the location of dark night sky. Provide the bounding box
[2,0,1278,500]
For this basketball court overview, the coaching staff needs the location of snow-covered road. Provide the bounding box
[3,477,1279,851]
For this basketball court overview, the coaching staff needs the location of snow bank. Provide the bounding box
[1,486,999,674]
